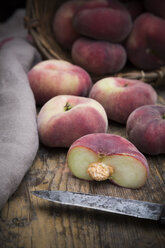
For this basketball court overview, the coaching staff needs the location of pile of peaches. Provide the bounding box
[52,0,165,74]
[28,0,165,190]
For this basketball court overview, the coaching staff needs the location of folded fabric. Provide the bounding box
[0,9,27,43]
[0,10,41,209]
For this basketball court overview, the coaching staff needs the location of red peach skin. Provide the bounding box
[52,0,114,49]
[76,0,110,11]
[89,77,157,124]
[52,0,84,49]
[67,133,149,188]
[37,95,108,148]
[126,105,165,155]
[126,13,165,70]
[72,38,127,75]
[73,0,132,42]
[28,59,92,106]
[69,134,148,164]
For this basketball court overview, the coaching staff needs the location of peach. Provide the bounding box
[144,0,165,19]
[89,77,157,124]
[73,0,132,42]
[71,38,127,75]
[52,0,84,49]
[37,95,108,148]
[77,0,110,11]
[28,59,92,106]
[67,133,149,189]
[126,104,165,155]
[125,1,145,21]
[126,13,165,70]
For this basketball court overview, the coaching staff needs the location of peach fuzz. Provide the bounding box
[67,133,149,189]
[89,77,157,124]
[126,104,165,155]
[28,59,92,106]
[37,95,108,148]
[71,38,127,75]
[73,0,132,42]
[126,13,165,70]
[52,0,84,49]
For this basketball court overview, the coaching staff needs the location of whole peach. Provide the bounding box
[71,38,127,75]
[73,0,132,42]
[28,59,92,106]
[52,0,84,49]
[89,77,157,124]
[126,104,165,155]
[126,13,165,70]
[37,95,108,148]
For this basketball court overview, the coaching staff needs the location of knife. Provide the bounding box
[32,190,165,223]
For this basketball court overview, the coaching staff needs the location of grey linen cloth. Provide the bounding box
[0,10,41,209]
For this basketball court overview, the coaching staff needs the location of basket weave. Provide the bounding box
[24,0,165,87]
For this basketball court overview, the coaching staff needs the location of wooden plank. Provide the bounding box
[0,90,165,248]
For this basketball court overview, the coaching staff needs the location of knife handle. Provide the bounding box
[160,205,165,224]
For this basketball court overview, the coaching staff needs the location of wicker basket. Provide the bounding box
[24,0,165,87]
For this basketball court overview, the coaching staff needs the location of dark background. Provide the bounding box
[0,0,26,22]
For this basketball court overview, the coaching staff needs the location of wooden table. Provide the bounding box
[0,86,165,248]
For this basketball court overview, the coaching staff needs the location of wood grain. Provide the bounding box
[0,88,165,248]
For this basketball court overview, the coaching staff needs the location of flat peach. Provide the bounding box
[28,59,92,106]
[126,104,165,155]
[37,95,108,148]
[89,77,157,123]
[126,13,165,70]
[72,38,127,75]
[67,133,149,188]
[73,0,132,42]
[52,0,84,49]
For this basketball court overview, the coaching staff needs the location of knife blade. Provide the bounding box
[32,190,165,223]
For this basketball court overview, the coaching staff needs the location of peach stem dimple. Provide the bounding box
[64,102,72,111]
[87,162,114,181]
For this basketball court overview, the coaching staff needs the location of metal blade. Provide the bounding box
[32,190,164,221]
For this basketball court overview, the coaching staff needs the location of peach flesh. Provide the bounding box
[67,134,149,188]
